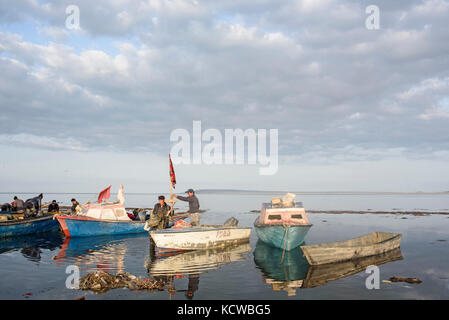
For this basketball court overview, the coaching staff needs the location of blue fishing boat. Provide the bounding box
[254,194,312,251]
[0,214,60,238]
[56,184,187,237]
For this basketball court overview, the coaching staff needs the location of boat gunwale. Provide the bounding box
[301,232,402,250]
[151,225,252,234]
[253,218,313,228]
[0,214,56,226]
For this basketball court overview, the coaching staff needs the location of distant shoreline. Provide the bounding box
[0,189,448,195]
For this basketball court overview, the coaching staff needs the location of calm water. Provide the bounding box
[0,192,448,300]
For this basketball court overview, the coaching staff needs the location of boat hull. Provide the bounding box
[254,218,312,251]
[0,215,60,238]
[150,226,252,250]
[301,232,402,265]
[56,216,147,237]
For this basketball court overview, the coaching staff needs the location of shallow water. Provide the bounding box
[0,192,448,299]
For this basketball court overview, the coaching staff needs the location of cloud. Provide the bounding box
[0,0,448,165]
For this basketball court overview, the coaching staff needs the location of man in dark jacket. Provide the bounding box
[48,200,60,213]
[174,189,200,213]
[148,196,171,230]
[24,194,43,214]
[71,198,80,215]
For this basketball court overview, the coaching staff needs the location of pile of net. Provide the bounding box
[79,270,166,293]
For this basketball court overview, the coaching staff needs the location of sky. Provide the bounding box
[0,0,449,193]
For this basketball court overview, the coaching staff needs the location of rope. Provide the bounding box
[280,224,289,264]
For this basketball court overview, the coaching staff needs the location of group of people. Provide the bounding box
[1,189,199,226]
[1,194,43,216]
[1,194,81,216]
[145,188,200,230]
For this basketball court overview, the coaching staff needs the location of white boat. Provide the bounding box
[150,224,251,251]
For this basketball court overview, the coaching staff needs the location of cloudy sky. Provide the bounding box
[0,0,448,193]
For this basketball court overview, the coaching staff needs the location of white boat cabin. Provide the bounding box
[258,202,310,226]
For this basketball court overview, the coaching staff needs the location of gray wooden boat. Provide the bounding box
[302,247,403,288]
[301,232,402,265]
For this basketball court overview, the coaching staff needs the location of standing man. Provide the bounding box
[173,189,200,213]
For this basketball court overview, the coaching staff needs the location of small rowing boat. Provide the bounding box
[301,232,402,265]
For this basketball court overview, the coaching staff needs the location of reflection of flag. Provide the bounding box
[98,185,112,203]
[169,154,176,189]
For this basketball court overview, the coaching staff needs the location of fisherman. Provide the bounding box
[24,193,43,216]
[173,189,200,213]
[1,203,11,212]
[147,195,171,230]
[12,196,25,212]
[47,200,60,213]
[71,198,80,215]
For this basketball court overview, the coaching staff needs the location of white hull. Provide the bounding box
[150,226,251,250]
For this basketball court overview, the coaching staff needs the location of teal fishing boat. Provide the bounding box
[254,194,312,251]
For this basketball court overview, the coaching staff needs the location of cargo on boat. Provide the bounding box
[150,218,251,251]
[0,214,60,238]
[301,232,402,266]
[254,193,312,251]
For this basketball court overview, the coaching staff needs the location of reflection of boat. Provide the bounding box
[253,240,309,296]
[0,214,60,238]
[254,240,403,295]
[147,242,251,276]
[53,234,141,273]
[0,231,63,260]
[150,225,251,251]
[301,232,402,265]
[254,198,312,251]
[302,248,403,288]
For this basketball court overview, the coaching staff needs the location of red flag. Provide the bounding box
[98,185,112,203]
[169,154,176,189]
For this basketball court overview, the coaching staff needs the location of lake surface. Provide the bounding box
[0,192,448,299]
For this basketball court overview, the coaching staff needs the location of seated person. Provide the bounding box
[12,196,25,212]
[1,203,11,212]
[47,200,60,213]
[70,198,81,215]
[146,196,171,230]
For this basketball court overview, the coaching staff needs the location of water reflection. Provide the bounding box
[146,242,251,276]
[0,231,63,262]
[253,240,403,295]
[146,242,251,299]
[253,240,309,296]
[53,234,140,273]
